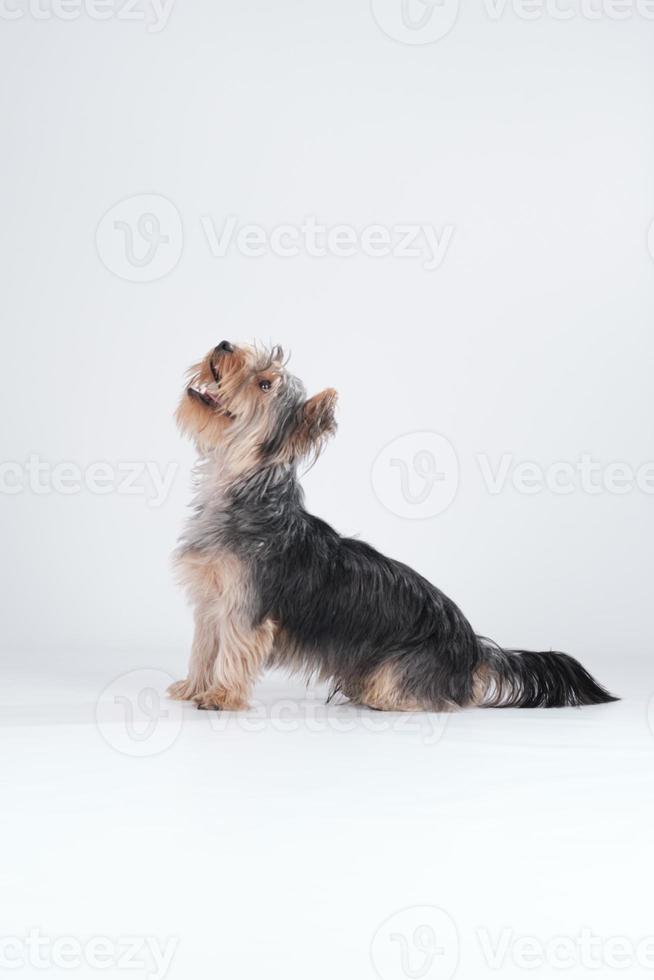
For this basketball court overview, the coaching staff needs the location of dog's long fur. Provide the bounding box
[169,342,618,712]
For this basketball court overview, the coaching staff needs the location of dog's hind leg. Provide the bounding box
[355,660,430,712]
[355,658,461,712]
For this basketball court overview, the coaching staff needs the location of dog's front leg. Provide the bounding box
[168,603,220,701]
[194,616,277,711]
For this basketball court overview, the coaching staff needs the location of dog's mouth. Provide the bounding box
[186,374,235,419]
[187,385,217,407]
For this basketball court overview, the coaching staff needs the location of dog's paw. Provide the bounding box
[167,679,197,701]
[193,690,249,712]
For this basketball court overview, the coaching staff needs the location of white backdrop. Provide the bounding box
[2,1,652,683]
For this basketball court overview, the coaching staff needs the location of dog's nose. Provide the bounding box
[215,341,234,354]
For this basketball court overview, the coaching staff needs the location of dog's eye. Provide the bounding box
[259,379,271,391]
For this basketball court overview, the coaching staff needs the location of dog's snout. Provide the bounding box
[210,342,232,383]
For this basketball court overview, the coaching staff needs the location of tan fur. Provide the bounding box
[175,356,235,454]
[168,549,277,709]
[355,661,426,712]
[349,661,459,712]
[175,344,290,477]
[471,662,491,706]
[176,344,337,475]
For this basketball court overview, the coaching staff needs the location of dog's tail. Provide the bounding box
[473,638,618,708]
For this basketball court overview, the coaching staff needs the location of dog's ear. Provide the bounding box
[289,388,338,461]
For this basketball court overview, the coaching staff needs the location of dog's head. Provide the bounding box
[176,342,337,473]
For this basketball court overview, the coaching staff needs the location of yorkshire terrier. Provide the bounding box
[168,342,617,712]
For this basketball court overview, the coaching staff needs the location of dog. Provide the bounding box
[168,341,617,712]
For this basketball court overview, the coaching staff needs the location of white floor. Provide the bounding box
[2,655,653,980]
